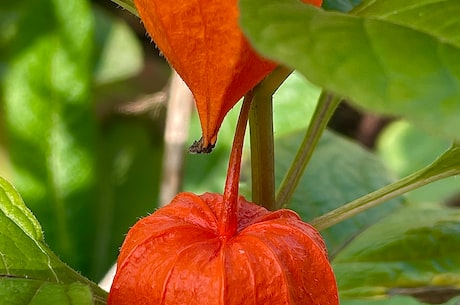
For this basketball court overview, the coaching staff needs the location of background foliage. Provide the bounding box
[1,0,460,304]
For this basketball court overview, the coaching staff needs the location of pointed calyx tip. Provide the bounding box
[189,137,215,154]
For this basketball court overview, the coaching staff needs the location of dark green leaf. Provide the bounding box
[275,130,403,254]
[1,0,98,277]
[333,204,460,302]
[240,0,460,140]
[0,176,107,305]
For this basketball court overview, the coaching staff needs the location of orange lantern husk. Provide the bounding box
[108,95,339,305]
[133,0,322,152]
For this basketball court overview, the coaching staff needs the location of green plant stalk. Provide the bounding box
[249,66,292,210]
[275,92,341,209]
[311,143,460,231]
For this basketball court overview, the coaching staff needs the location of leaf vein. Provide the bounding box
[0,250,10,275]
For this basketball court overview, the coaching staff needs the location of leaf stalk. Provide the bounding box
[275,91,341,209]
[311,143,460,231]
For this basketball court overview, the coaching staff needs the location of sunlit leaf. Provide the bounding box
[0,176,107,305]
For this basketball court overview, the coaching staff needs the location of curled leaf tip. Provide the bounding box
[189,137,215,154]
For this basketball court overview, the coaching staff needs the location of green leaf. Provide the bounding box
[0,176,107,305]
[93,5,143,85]
[239,0,460,140]
[333,204,460,302]
[353,0,460,49]
[0,173,42,242]
[0,282,98,305]
[275,130,403,254]
[1,0,98,278]
[378,121,458,204]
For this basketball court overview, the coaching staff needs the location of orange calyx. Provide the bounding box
[108,192,339,305]
[134,0,322,152]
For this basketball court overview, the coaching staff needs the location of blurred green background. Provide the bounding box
[0,0,171,281]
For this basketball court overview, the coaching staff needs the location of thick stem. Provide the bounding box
[311,144,460,231]
[249,96,275,209]
[249,66,292,210]
[275,91,340,209]
[220,92,253,238]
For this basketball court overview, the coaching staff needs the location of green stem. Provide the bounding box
[311,143,460,231]
[249,66,292,210]
[275,91,341,209]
